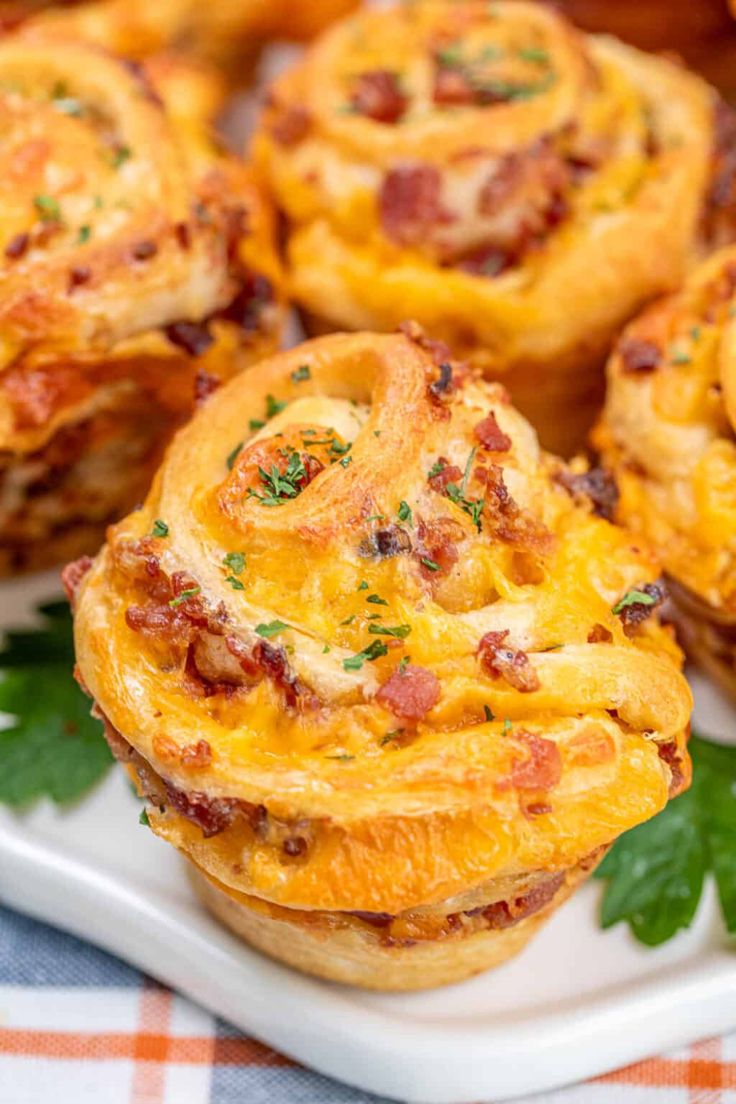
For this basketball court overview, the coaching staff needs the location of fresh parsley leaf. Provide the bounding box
[596,734,736,945]
[255,620,287,638]
[368,623,411,639]
[169,587,200,608]
[397,500,413,525]
[226,441,244,469]
[248,452,307,507]
[266,394,287,418]
[139,808,151,827]
[502,718,512,735]
[33,194,61,222]
[366,594,388,605]
[77,224,92,244]
[357,580,369,591]
[111,145,132,169]
[223,551,246,575]
[325,753,355,761]
[0,601,111,806]
[225,576,245,591]
[420,557,440,572]
[343,640,388,671]
[151,519,169,538]
[484,705,494,722]
[612,588,657,616]
[290,364,311,382]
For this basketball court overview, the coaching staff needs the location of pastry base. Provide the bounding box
[190,853,605,991]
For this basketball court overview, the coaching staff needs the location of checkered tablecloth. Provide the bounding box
[0,905,733,1104]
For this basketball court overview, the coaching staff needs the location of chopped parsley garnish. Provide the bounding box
[111,145,132,169]
[53,94,84,117]
[398,655,410,674]
[421,557,440,572]
[325,753,355,761]
[249,418,265,432]
[330,439,351,456]
[366,613,382,621]
[322,644,331,653]
[502,718,513,735]
[445,447,484,531]
[255,620,288,638]
[612,588,658,616]
[669,344,692,366]
[151,519,169,538]
[366,593,388,605]
[690,326,702,342]
[248,452,307,507]
[436,42,463,67]
[518,46,549,65]
[226,441,243,470]
[339,456,352,468]
[139,808,150,827]
[357,580,369,591]
[397,500,413,525]
[484,705,494,722]
[340,614,356,626]
[342,639,389,671]
[33,194,61,222]
[266,394,287,418]
[381,729,403,746]
[223,551,246,575]
[368,623,411,639]
[77,224,92,244]
[291,364,311,382]
[169,587,200,608]
[427,460,445,480]
[225,576,245,591]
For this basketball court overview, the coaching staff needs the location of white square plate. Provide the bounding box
[1,572,735,1104]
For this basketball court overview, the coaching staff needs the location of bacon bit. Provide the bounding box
[165,320,215,357]
[510,731,562,791]
[5,232,29,259]
[555,466,619,521]
[218,273,274,332]
[152,734,181,763]
[482,465,554,552]
[194,369,220,405]
[165,784,241,838]
[428,361,455,402]
[428,457,463,493]
[180,738,213,768]
[474,411,511,452]
[415,516,462,577]
[61,555,93,605]
[359,525,413,560]
[254,639,316,711]
[525,801,552,817]
[376,664,441,721]
[616,582,664,634]
[587,623,613,644]
[619,337,661,375]
[67,265,91,292]
[131,240,157,261]
[468,873,565,929]
[282,836,307,857]
[433,66,475,106]
[657,739,686,797]
[379,165,453,246]
[125,603,195,646]
[271,106,312,146]
[455,244,513,278]
[478,630,540,693]
[175,222,191,249]
[351,70,407,123]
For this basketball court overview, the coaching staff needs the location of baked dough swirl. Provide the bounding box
[254,0,722,454]
[595,244,736,699]
[0,30,282,573]
[69,327,691,990]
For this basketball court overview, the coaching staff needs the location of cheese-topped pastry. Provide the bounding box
[254,0,729,453]
[69,328,691,990]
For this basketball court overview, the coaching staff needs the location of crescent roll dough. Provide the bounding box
[0,30,283,573]
[595,245,736,700]
[254,0,729,454]
[69,327,691,990]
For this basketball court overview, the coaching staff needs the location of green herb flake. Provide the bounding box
[225,576,245,591]
[77,224,92,245]
[381,729,403,746]
[366,593,389,606]
[427,460,445,480]
[398,655,410,674]
[33,194,62,222]
[169,587,200,608]
[325,753,355,761]
[397,500,413,525]
[368,623,411,639]
[266,394,287,418]
[340,456,353,468]
[596,733,736,945]
[421,557,441,572]
[483,705,494,722]
[255,620,288,638]
[357,580,369,591]
[518,46,549,65]
[502,718,513,736]
[226,441,244,470]
[151,519,169,539]
[247,451,309,507]
[139,808,151,827]
[340,614,356,626]
[223,551,246,575]
[0,601,112,806]
[291,364,311,382]
[612,588,657,616]
[342,639,389,671]
[322,644,331,654]
[111,145,132,169]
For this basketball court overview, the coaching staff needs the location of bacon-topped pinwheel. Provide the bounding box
[0,30,283,574]
[254,0,730,454]
[68,327,691,990]
[595,244,736,701]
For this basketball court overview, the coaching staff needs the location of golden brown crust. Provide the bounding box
[0,30,283,573]
[71,328,691,970]
[254,0,721,454]
[595,243,736,696]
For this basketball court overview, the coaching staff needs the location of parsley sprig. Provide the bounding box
[0,601,111,805]
[444,448,484,532]
[596,733,736,945]
[248,452,306,507]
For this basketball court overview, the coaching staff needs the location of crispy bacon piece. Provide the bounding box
[474,411,511,452]
[359,525,412,559]
[61,555,93,605]
[166,320,215,357]
[616,582,665,634]
[217,273,275,333]
[271,106,311,147]
[165,785,241,838]
[351,70,407,123]
[180,739,213,768]
[415,516,462,576]
[556,466,619,521]
[619,337,661,375]
[428,457,463,493]
[5,231,29,259]
[481,465,554,552]
[379,165,453,246]
[433,66,475,106]
[467,873,565,928]
[194,369,221,405]
[478,630,540,692]
[376,664,441,721]
[510,731,562,791]
[588,623,613,644]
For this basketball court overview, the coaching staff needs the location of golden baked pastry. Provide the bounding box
[0,30,282,574]
[254,0,727,454]
[9,0,358,74]
[594,245,736,699]
[69,327,692,990]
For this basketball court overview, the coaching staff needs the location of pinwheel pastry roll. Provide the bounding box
[0,31,283,574]
[594,245,736,699]
[69,327,691,990]
[254,0,728,454]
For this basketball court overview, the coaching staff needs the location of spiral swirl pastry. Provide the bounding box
[15,0,358,73]
[254,0,723,454]
[69,327,691,990]
[0,30,283,574]
[595,244,736,699]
